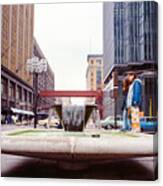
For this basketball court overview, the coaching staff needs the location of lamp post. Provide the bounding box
[111,70,118,129]
[26,56,47,128]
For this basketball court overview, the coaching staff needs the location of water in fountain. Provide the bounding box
[62,105,85,131]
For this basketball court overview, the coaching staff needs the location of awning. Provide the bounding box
[11,108,34,116]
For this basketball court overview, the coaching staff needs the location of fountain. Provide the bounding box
[1,103,156,169]
[54,104,96,131]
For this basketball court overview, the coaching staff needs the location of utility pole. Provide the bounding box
[112,70,118,128]
[33,73,38,128]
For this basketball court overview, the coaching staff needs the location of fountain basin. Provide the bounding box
[1,129,157,165]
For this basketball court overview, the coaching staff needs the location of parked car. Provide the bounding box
[140,117,158,133]
[38,116,60,128]
[100,115,123,129]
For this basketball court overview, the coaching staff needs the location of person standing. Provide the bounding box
[126,71,142,132]
[6,114,12,124]
[121,77,131,131]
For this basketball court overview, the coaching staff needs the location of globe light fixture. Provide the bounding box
[26,56,47,74]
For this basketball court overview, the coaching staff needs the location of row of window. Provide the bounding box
[1,77,33,104]
[90,59,102,65]
[113,1,158,64]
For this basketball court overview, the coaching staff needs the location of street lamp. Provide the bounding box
[26,56,47,128]
[112,70,118,129]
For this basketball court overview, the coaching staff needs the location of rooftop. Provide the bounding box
[87,54,103,62]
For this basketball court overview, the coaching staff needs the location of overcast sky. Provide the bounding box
[34,2,103,104]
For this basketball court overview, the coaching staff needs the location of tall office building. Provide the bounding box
[103,2,115,81]
[123,2,158,64]
[33,38,55,112]
[103,1,158,118]
[1,5,34,113]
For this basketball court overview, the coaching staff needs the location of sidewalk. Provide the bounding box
[1,124,42,132]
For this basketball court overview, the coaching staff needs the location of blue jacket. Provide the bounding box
[126,79,142,108]
[132,79,142,107]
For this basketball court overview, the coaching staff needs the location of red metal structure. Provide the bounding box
[39,90,103,118]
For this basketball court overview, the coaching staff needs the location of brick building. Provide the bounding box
[86,54,103,91]
[33,38,55,112]
[1,5,34,115]
[86,54,103,104]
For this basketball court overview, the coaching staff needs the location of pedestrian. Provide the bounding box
[1,114,5,124]
[6,114,12,124]
[12,115,17,124]
[121,77,131,131]
[126,71,142,132]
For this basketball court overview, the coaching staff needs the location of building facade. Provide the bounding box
[86,54,103,91]
[86,54,103,104]
[33,38,55,112]
[103,2,158,118]
[1,5,34,114]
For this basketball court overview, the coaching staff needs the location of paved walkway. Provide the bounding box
[1,124,45,131]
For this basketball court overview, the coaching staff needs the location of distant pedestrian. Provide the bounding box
[126,71,142,132]
[6,114,12,124]
[12,115,17,124]
[1,114,6,124]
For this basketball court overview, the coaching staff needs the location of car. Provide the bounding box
[140,116,158,133]
[100,115,123,129]
[38,116,60,128]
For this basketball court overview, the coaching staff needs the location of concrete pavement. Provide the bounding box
[1,124,45,131]
[1,154,157,180]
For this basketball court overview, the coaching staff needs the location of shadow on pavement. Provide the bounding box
[1,154,157,180]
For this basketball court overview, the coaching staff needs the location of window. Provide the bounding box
[17,86,22,100]
[1,77,7,96]
[9,82,15,98]
[96,59,102,65]
[96,69,102,85]
[24,89,27,102]
[91,60,94,64]
[29,92,32,103]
